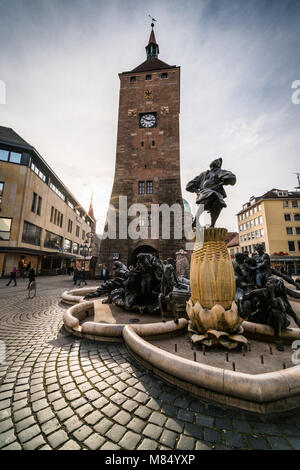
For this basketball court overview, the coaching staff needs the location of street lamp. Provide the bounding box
[80,239,91,270]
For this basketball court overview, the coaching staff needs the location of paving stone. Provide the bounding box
[0,418,13,433]
[195,415,214,428]
[137,438,159,450]
[105,424,127,443]
[142,423,162,440]
[165,417,184,433]
[84,433,106,450]
[113,410,131,426]
[41,418,60,436]
[102,403,120,418]
[177,409,194,423]
[56,407,74,422]
[100,441,121,450]
[184,423,204,440]
[215,417,233,431]
[159,429,178,448]
[47,430,69,449]
[118,431,141,450]
[18,424,41,443]
[246,435,269,450]
[173,397,190,409]
[288,437,300,450]
[176,435,195,450]
[93,396,109,409]
[73,425,93,441]
[94,417,114,434]
[0,429,16,448]
[134,406,152,420]
[267,436,291,450]
[203,428,222,444]
[23,435,46,450]
[64,415,83,433]
[32,399,49,412]
[76,403,93,418]
[224,431,245,448]
[122,400,139,412]
[15,416,36,433]
[233,419,253,434]
[58,440,82,450]
[84,410,103,425]
[195,440,212,450]
[1,441,22,450]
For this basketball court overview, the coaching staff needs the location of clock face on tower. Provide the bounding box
[139,113,157,128]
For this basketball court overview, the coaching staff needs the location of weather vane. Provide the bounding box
[148,14,157,28]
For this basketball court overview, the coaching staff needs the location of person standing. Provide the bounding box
[102,264,109,284]
[78,267,87,286]
[27,267,36,289]
[73,268,79,285]
[7,266,17,286]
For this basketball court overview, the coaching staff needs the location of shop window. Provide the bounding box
[64,239,72,253]
[22,221,41,246]
[44,230,62,250]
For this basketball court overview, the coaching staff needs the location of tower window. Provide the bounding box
[130,76,136,83]
[138,181,145,195]
[146,181,153,194]
[161,72,168,79]
[145,74,152,81]
[141,141,144,147]
[152,140,155,146]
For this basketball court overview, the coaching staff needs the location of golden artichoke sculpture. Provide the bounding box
[186,299,247,349]
[187,228,247,349]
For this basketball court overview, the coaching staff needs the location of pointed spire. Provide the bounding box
[88,193,96,221]
[146,22,159,59]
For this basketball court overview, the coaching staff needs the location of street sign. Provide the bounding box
[86,232,94,239]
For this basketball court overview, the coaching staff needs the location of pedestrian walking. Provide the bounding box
[27,267,36,289]
[78,267,87,286]
[6,266,17,286]
[102,264,109,284]
[73,268,79,285]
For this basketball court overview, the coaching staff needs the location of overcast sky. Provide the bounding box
[0,0,299,233]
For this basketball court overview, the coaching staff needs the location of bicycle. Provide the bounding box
[28,280,37,299]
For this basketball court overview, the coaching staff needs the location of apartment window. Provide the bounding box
[138,181,145,195]
[31,163,46,182]
[294,213,300,222]
[296,227,300,235]
[255,230,260,238]
[37,196,42,216]
[60,214,63,228]
[146,181,153,194]
[44,230,62,250]
[73,242,79,254]
[257,204,262,211]
[253,206,257,213]
[9,152,22,164]
[31,192,37,213]
[260,228,264,237]
[251,232,255,239]
[67,200,74,210]
[82,230,85,240]
[64,239,72,253]
[50,206,54,223]
[283,201,289,208]
[76,225,80,237]
[145,74,152,80]
[292,201,298,208]
[286,227,293,235]
[130,76,136,83]
[22,221,41,246]
[298,241,300,251]
[0,150,9,161]
[0,182,4,203]
[288,241,296,252]
[284,213,291,221]
[0,217,12,240]
[67,219,73,233]
[161,72,168,79]
[258,215,263,224]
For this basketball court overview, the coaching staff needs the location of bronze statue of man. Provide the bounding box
[186,158,236,227]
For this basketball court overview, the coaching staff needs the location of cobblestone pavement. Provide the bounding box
[1,276,300,450]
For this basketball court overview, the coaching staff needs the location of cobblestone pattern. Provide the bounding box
[1,278,300,450]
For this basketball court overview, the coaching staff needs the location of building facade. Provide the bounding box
[0,126,96,277]
[99,25,186,270]
[237,188,300,274]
